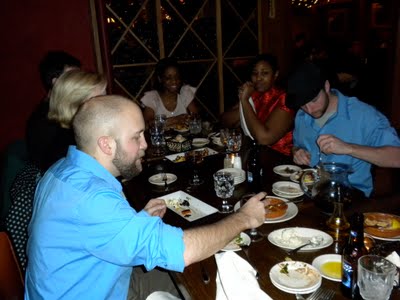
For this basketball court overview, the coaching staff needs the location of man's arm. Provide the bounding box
[182,192,266,266]
[317,134,400,167]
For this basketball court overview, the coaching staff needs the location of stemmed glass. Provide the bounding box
[187,150,204,185]
[240,193,263,242]
[189,114,202,136]
[227,130,242,153]
[149,122,165,156]
[213,171,234,213]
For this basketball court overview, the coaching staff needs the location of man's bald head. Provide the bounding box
[73,95,142,154]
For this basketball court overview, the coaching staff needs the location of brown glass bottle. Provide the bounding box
[246,141,262,192]
[341,213,368,299]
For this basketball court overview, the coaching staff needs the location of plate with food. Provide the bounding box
[273,165,302,177]
[272,181,304,198]
[162,190,218,222]
[221,232,251,251]
[148,173,177,186]
[269,261,321,294]
[174,124,189,133]
[233,196,299,224]
[312,254,342,282]
[192,138,210,148]
[267,227,333,251]
[290,168,315,184]
[165,147,218,163]
[364,213,400,241]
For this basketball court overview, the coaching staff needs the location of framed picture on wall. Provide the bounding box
[371,2,391,28]
[327,9,348,36]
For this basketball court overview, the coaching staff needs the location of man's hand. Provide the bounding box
[317,134,353,155]
[238,192,267,229]
[143,199,167,218]
[293,148,311,166]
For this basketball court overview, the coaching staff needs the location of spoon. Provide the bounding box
[287,236,322,255]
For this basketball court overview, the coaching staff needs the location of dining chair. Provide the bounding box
[0,231,24,300]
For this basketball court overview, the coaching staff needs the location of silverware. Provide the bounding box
[162,173,169,191]
[199,261,210,284]
[308,288,335,300]
[287,236,322,256]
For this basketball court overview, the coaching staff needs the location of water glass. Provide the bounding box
[154,114,167,130]
[189,115,202,135]
[149,123,165,155]
[358,255,397,300]
[213,171,234,213]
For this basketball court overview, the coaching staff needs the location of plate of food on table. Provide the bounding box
[272,181,304,198]
[161,190,218,221]
[364,212,400,241]
[173,123,189,133]
[312,254,342,282]
[221,232,251,251]
[165,147,218,163]
[273,165,302,177]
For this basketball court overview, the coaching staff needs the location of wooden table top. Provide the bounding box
[123,141,400,300]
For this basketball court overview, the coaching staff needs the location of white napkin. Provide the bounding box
[386,251,400,287]
[215,251,272,300]
[146,291,180,300]
[239,97,256,140]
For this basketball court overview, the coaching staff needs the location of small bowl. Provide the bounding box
[166,137,191,152]
[264,196,288,219]
[364,212,400,238]
[192,138,210,148]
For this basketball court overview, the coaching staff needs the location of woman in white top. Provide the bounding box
[141,57,198,127]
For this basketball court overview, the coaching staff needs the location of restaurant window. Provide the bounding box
[92,0,266,120]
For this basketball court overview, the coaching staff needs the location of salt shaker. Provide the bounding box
[223,154,233,168]
[233,153,242,169]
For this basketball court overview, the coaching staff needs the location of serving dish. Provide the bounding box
[364,213,400,239]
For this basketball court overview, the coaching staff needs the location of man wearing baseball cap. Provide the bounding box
[286,62,400,197]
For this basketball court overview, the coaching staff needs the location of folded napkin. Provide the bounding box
[215,251,272,300]
[386,251,400,287]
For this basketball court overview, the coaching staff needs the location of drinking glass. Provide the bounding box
[154,114,167,130]
[189,114,202,135]
[358,255,397,300]
[213,171,234,213]
[220,128,229,149]
[149,122,165,156]
[187,150,204,185]
[227,130,242,153]
[240,193,263,242]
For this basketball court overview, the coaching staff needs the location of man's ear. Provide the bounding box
[97,136,115,156]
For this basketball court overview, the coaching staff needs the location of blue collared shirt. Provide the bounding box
[293,89,400,196]
[25,146,185,299]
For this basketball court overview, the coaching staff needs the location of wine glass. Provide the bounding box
[213,171,234,213]
[189,114,202,135]
[149,122,165,156]
[187,150,204,185]
[240,193,263,242]
[227,130,242,153]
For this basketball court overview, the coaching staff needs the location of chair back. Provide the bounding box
[0,231,24,300]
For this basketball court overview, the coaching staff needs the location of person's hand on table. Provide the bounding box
[238,192,267,229]
[317,134,352,155]
[143,199,167,218]
[293,147,311,166]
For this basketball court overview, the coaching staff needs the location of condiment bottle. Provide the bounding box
[341,213,368,299]
[326,186,350,242]
[246,141,262,192]
[233,153,242,169]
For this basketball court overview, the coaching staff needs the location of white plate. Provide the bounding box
[165,147,219,163]
[268,227,333,251]
[273,165,302,177]
[272,181,304,196]
[272,189,304,199]
[221,232,251,251]
[192,138,210,148]
[148,173,177,186]
[290,168,316,184]
[174,126,189,133]
[161,190,218,222]
[365,233,400,242]
[233,197,299,224]
[218,168,246,185]
[269,261,321,294]
[312,254,342,282]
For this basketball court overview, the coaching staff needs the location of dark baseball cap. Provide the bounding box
[286,62,327,110]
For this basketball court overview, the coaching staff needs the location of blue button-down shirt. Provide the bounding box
[25,146,185,299]
[293,89,400,196]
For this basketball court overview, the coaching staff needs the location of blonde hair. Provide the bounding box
[48,70,107,128]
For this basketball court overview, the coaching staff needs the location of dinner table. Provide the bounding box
[122,132,400,300]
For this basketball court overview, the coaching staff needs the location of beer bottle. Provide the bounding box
[341,213,367,299]
[246,140,261,192]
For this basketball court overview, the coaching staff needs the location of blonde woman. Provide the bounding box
[7,70,106,272]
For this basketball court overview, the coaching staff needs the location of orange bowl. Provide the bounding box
[264,197,288,219]
[364,213,400,238]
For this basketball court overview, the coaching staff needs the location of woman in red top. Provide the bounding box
[221,54,294,156]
